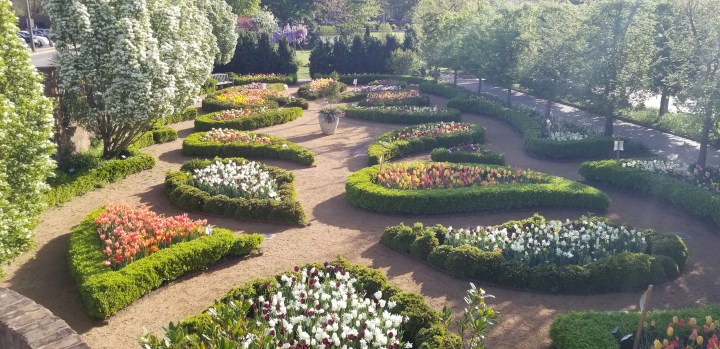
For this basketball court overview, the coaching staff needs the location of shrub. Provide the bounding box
[430,145,506,165]
[296,80,347,100]
[68,208,263,318]
[345,106,461,124]
[182,130,316,166]
[388,49,422,76]
[377,22,393,32]
[194,107,303,132]
[163,107,198,124]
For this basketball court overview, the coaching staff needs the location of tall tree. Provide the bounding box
[483,3,529,106]
[225,0,260,16]
[458,5,494,93]
[380,0,419,24]
[0,0,56,274]
[260,0,314,23]
[648,0,684,116]
[202,0,239,65]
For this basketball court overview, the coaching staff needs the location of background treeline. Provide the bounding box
[215,31,297,76]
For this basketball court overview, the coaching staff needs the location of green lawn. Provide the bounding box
[296,50,310,81]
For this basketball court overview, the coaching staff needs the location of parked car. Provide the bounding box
[18,32,41,47]
[19,31,51,47]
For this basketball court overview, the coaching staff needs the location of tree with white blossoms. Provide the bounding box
[0,0,56,274]
[44,0,236,159]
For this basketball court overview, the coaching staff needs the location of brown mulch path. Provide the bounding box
[2,92,720,349]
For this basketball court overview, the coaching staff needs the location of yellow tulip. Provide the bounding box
[711,322,717,331]
[653,339,661,349]
[663,339,669,347]
[667,326,674,337]
[707,316,714,325]
[690,318,698,327]
[673,316,679,325]
[698,336,704,345]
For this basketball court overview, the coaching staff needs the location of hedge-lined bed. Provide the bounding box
[346,162,610,214]
[382,215,686,294]
[202,88,308,112]
[345,106,462,124]
[358,93,431,107]
[580,159,720,228]
[183,130,316,166]
[317,74,429,85]
[194,107,303,132]
[230,73,297,85]
[367,122,485,165]
[430,144,505,165]
[68,208,263,319]
[297,79,347,100]
[165,158,307,225]
[140,258,461,348]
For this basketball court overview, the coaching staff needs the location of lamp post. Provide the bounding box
[25,0,35,52]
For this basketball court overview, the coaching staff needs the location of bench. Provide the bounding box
[211,73,233,88]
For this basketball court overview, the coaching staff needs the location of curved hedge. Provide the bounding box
[194,107,303,132]
[182,131,316,166]
[367,122,485,165]
[345,106,462,124]
[580,159,720,228]
[165,158,307,225]
[430,146,505,165]
[68,208,263,319]
[346,163,610,214]
[381,216,687,294]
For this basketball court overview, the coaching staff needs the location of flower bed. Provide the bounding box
[183,129,316,166]
[346,162,610,214]
[367,122,485,165]
[194,107,303,132]
[382,215,686,294]
[68,206,263,319]
[165,158,306,225]
[580,159,720,229]
[359,90,431,107]
[230,73,297,85]
[430,144,506,165]
[374,163,540,190]
[297,78,347,100]
[202,88,307,112]
[550,305,720,349]
[317,74,428,85]
[345,105,462,124]
[140,259,461,348]
[621,159,720,194]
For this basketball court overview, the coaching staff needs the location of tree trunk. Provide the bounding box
[434,66,439,82]
[506,87,512,106]
[477,78,482,94]
[604,105,614,136]
[453,69,458,86]
[697,115,713,169]
[659,93,670,116]
[545,99,553,119]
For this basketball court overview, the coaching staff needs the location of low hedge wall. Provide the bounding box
[430,146,505,165]
[345,106,462,124]
[346,163,611,214]
[381,217,687,294]
[296,81,347,100]
[367,123,485,165]
[194,107,303,132]
[202,93,308,113]
[230,73,297,85]
[182,131,316,166]
[550,305,720,349]
[143,258,461,348]
[163,107,198,124]
[68,208,264,319]
[165,158,307,225]
[580,159,720,228]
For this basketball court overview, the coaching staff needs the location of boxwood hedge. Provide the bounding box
[182,131,316,166]
[69,208,264,319]
[230,73,297,85]
[194,107,303,132]
[367,122,485,165]
[346,163,611,215]
[358,95,431,107]
[345,106,462,124]
[165,158,307,225]
[430,146,505,165]
[381,216,687,294]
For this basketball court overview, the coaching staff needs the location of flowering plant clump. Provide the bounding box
[199,128,273,144]
[212,107,267,121]
[640,315,720,349]
[307,78,335,92]
[369,79,409,87]
[622,159,720,194]
[191,160,280,200]
[393,122,473,141]
[367,90,421,102]
[373,162,541,190]
[95,203,208,269]
[444,216,646,266]
[447,143,487,153]
[358,85,402,92]
[366,105,447,114]
[243,82,268,90]
[215,88,285,107]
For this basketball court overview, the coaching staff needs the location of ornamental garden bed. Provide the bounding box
[230,73,297,85]
[345,105,462,124]
[550,305,720,349]
[358,90,431,107]
[68,204,263,319]
[297,78,347,100]
[165,158,307,225]
[430,144,506,165]
[367,122,485,165]
[139,259,461,348]
[382,214,686,294]
[194,107,303,132]
[580,159,720,229]
[202,87,308,112]
[183,129,316,166]
[346,162,610,214]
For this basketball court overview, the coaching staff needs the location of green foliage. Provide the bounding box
[163,107,199,125]
[230,73,297,85]
[430,147,506,166]
[318,25,337,37]
[219,31,298,76]
[182,131,316,166]
[296,80,347,100]
[194,107,304,131]
[68,209,263,318]
[345,106,461,124]
[165,158,307,225]
[309,34,411,76]
[388,49,423,76]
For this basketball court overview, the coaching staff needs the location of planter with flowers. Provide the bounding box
[318,106,345,135]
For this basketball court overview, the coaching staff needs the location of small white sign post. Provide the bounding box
[632,284,654,349]
[614,139,625,160]
[353,78,358,91]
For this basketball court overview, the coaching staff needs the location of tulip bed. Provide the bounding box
[165,158,307,225]
[358,90,431,107]
[183,129,316,166]
[230,73,297,85]
[297,78,347,100]
[345,105,462,124]
[374,163,542,190]
[202,87,308,112]
[194,107,303,132]
[381,214,686,294]
[68,206,263,319]
[140,259,461,348]
[367,122,485,165]
[346,162,610,214]
[430,144,506,165]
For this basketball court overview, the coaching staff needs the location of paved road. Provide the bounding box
[30,47,56,67]
[442,74,720,167]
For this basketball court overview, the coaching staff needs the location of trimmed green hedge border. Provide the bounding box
[182,131,316,166]
[316,74,429,85]
[153,258,462,348]
[165,158,307,225]
[297,80,347,100]
[346,162,611,215]
[68,208,264,319]
[550,305,720,349]
[345,106,462,124]
[367,122,485,165]
[194,107,303,132]
[381,215,687,294]
[430,146,505,165]
[358,95,431,107]
[230,73,297,85]
[580,159,720,229]
[202,91,308,113]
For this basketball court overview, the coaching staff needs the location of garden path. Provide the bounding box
[1,91,720,349]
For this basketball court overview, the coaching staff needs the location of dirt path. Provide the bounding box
[2,93,720,349]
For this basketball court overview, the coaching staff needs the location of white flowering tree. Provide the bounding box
[0,0,56,274]
[44,0,236,159]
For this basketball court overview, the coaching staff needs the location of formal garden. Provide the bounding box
[3,0,720,348]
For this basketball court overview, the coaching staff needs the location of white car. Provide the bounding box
[19,31,51,47]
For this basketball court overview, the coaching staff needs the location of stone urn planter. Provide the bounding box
[318,107,344,135]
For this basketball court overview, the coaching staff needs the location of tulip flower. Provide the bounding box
[667,326,674,337]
